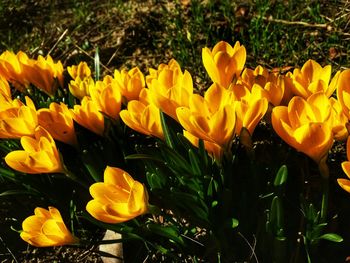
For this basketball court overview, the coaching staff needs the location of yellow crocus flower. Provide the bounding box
[37,102,77,146]
[202,41,246,88]
[20,206,78,247]
[146,59,193,120]
[336,69,350,120]
[176,92,236,148]
[0,50,30,91]
[86,166,149,224]
[119,100,163,139]
[71,97,104,136]
[68,76,94,100]
[291,59,340,99]
[21,54,64,96]
[234,84,268,135]
[271,94,334,163]
[90,80,122,120]
[240,65,286,106]
[0,96,38,138]
[114,67,145,101]
[5,126,64,174]
[329,98,348,141]
[338,137,350,193]
[67,61,91,80]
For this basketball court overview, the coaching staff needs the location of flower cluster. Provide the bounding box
[0,40,350,258]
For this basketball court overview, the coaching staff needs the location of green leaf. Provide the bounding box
[230,218,239,228]
[270,196,284,235]
[146,172,166,189]
[318,233,343,243]
[273,165,288,187]
[94,47,100,81]
[176,132,195,151]
[146,224,184,245]
[0,167,16,177]
[160,111,175,149]
[160,146,190,172]
[125,154,164,163]
[207,177,218,197]
[188,149,201,176]
[198,139,209,168]
[0,189,37,197]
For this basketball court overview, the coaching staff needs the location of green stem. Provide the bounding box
[318,157,329,223]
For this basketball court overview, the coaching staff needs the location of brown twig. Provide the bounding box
[47,28,69,56]
[261,16,350,36]
[262,16,330,29]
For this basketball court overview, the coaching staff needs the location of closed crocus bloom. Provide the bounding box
[338,137,350,193]
[120,100,163,139]
[176,94,236,147]
[240,66,285,106]
[22,55,64,96]
[5,126,64,174]
[86,166,149,224]
[271,95,334,163]
[336,69,350,120]
[0,50,30,90]
[71,97,104,136]
[202,41,246,88]
[0,96,38,138]
[20,206,78,247]
[90,81,122,120]
[67,61,91,80]
[114,67,145,101]
[38,102,77,146]
[68,77,94,100]
[234,85,268,135]
[146,59,193,120]
[291,59,340,99]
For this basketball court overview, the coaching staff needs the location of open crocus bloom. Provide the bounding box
[290,59,340,99]
[5,126,64,174]
[86,166,149,224]
[202,41,246,88]
[20,206,78,247]
[176,96,236,148]
[240,65,286,106]
[0,96,38,139]
[271,94,334,163]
